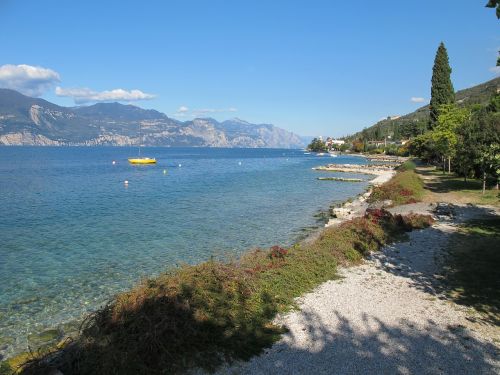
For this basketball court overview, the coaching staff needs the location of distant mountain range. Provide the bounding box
[346,76,500,141]
[0,89,305,148]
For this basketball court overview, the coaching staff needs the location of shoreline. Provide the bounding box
[215,203,500,375]
[8,160,436,374]
[212,167,500,375]
[0,154,381,362]
[313,163,396,228]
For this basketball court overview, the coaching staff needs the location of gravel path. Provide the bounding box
[216,205,500,375]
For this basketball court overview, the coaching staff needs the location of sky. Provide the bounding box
[0,0,498,137]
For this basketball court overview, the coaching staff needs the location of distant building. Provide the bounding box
[325,137,345,150]
[367,140,385,147]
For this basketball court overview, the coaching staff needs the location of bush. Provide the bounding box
[368,170,424,206]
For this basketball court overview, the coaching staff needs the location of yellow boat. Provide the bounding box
[128,122,157,164]
[128,157,157,164]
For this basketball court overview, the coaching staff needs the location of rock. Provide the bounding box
[28,329,63,349]
[60,321,80,338]
[0,335,15,352]
[332,207,352,219]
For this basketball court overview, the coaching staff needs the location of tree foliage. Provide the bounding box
[411,95,500,189]
[430,43,455,126]
[432,104,470,161]
[307,138,327,152]
[352,139,365,153]
[486,0,500,19]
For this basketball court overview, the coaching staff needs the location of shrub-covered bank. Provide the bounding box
[368,168,424,206]
[10,207,433,375]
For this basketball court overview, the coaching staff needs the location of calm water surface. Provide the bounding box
[0,147,369,357]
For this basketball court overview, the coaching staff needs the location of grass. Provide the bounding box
[417,167,500,207]
[368,169,424,206]
[396,160,416,172]
[12,210,433,375]
[443,217,500,325]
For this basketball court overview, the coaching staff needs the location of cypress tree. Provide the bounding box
[429,42,455,127]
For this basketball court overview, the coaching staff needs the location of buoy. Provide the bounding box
[124,180,129,185]
[178,164,182,167]
[238,161,242,166]
[112,160,116,165]
[163,169,167,174]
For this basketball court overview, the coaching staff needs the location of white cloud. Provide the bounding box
[55,86,155,104]
[489,66,500,75]
[410,97,426,103]
[0,64,60,96]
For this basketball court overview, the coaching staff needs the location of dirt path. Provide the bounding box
[215,205,500,375]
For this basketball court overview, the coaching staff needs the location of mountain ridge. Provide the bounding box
[0,89,305,148]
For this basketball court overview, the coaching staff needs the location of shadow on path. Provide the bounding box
[374,205,500,326]
[229,308,498,375]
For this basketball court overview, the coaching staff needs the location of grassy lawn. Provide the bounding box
[416,166,500,207]
[444,217,500,325]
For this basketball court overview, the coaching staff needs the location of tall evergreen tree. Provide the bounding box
[429,42,455,127]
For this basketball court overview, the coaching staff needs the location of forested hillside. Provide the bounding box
[347,77,500,142]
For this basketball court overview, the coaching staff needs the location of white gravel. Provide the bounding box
[215,207,500,375]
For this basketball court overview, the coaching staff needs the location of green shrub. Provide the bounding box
[368,170,424,206]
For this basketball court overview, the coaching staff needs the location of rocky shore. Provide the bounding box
[313,163,396,227]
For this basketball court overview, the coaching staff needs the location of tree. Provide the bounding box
[486,0,500,19]
[432,104,470,173]
[409,132,438,161]
[485,1,500,65]
[483,143,500,191]
[487,92,500,112]
[473,110,500,193]
[430,43,455,127]
[352,138,364,153]
[307,138,327,152]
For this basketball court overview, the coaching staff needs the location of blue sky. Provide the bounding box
[0,0,498,136]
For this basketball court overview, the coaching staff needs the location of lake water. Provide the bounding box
[0,147,369,358]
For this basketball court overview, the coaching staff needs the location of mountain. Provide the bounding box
[0,89,305,148]
[346,77,500,141]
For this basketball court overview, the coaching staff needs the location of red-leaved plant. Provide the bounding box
[269,245,288,260]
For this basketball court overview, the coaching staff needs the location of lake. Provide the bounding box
[0,147,369,358]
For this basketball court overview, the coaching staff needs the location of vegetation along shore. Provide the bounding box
[2,158,438,375]
[6,153,499,375]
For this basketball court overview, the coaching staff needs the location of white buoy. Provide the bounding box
[124,180,129,185]
[238,161,242,166]
[178,163,182,167]
[163,169,167,174]
[112,160,116,165]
